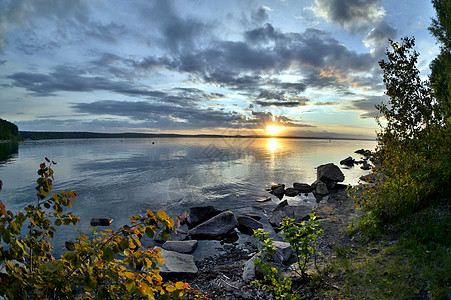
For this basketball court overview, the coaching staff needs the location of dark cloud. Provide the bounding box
[315,101,340,106]
[342,95,388,119]
[255,100,306,107]
[314,0,385,34]
[73,100,245,129]
[364,21,398,56]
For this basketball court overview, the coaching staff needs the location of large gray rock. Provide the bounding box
[156,249,198,275]
[269,200,311,227]
[188,210,238,239]
[187,206,223,228]
[162,240,198,254]
[293,182,313,193]
[243,253,259,283]
[317,163,345,182]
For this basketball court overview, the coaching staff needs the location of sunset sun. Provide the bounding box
[266,125,283,136]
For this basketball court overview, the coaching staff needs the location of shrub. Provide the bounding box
[0,158,200,299]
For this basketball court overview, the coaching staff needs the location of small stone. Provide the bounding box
[90,218,113,226]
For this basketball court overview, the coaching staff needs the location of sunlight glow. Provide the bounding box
[266,125,282,136]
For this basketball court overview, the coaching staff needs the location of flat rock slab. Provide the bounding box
[162,240,198,254]
[189,210,238,239]
[157,249,198,275]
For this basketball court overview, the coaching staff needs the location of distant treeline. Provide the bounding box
[19,131,185,140]
[0,118,22,141]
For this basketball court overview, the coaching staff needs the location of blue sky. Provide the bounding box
[0,0,438,139]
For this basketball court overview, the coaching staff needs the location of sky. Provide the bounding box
[0,0,439,139]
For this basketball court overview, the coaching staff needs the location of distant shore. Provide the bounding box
[19,131,374,141]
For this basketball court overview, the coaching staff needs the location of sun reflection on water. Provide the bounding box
[267,138,278,154]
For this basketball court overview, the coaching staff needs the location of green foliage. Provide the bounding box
[279,213,323,277]
[429,0,451,123]
[0,118,22,141]
[351,37,451,227]
[251,213,323,299]
[0,159,201,299]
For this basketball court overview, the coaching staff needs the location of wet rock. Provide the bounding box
[317,163,345,183]
[272,186,285,199]
[237,215,263,234]
[189,211,238,239]
[162,240,198,254]
[285,188,299,197]
[361,162,371,170]
[187,206,223,229]
[156,249,198,275]
[255,196,271,202]
[340,156,355,167]
[293,182,313,193]
[90,218,113,226]
[270,183,285,190]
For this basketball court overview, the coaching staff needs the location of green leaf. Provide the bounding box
[54,219,62,226]
[145,227,155,238]
[101,247,114,261]
[65,241,75,251]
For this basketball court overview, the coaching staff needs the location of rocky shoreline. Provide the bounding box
[95,149,374,299]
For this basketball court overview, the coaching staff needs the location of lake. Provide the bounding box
[0,137,376,253]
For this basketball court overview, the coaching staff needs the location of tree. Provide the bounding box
[428,0,451,122]
[377,37,436,141]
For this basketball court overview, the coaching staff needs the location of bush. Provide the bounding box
[0,158,201,299]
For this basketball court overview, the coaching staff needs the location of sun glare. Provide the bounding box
[266,125,282,136]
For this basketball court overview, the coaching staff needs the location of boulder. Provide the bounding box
[237,215,263,233]
[162,240,198,254]
[269,200,311,227]
[187,206,223,228]
[340,156,355,167]
[272,186,285,200]
[188,210,238,239]
[317,163,345,183]
[90,218,113,226]
[293,182,313,193]
[285,188,299,197]
[156,249,198,275]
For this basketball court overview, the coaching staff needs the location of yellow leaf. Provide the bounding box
[124,272,135,279]
[175,281,185,290]
[157,210,169,220]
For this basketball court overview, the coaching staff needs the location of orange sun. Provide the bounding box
[266,125,282,136]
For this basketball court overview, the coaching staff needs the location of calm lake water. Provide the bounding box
[0,137,376,252]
